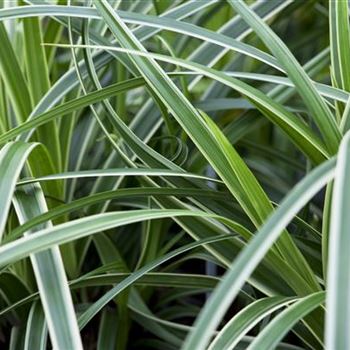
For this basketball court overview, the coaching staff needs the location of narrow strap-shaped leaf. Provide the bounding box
[9,325,26,350]
[77,235,232,330]
[0,68,342,160]
[24,301,47,350]
[50,45,328,163]
[0,272,218,320]
[0,141,38,241]
[0,23,31,124]
[208,297,295,350]
[187,0,290,88]
[329,0,350,92]
[182,158,335,350]
[13,183,83,350]
[341,97,350,133]
[22,14,61,171]
[227,0,341,154]
[0,5,282,73]
[8,187,228,242]
[202,112,319,288]
[73,272,219,290]
[16,168,220,186]
[22,16,50,106]
[97,310,118,350]
[0,77,148,144]
[59,39,322,294]
[0,210,233,268]
[248,292,325,350]
[17,0,215,126]
[325,130,350,349]
[18,0,214,23]
[336,0,350,133]
[0,234,232,330]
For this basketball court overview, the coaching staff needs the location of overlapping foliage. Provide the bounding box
[0,0,349,349]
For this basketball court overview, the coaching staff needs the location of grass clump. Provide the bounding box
[0,1,349,349]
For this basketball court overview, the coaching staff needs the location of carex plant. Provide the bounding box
[0,0,349,349]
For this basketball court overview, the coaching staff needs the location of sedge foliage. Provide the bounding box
[0,0,349,349]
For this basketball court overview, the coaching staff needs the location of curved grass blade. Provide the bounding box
[70,27,333,302]
[9,325,25,350]
[73,272,219,290]
[0,210,234,268]
[18,0,216,134]
[0,141,38,241]
[62,30,326,302]
[90,3,327,271]
[329,0,350,92]
[97,309,118,350]
[182,158,335,350]
[202,112,319,287]
[228,0,341,154]
[13,183,83,350]
[341,97,350,133]
[325,130,350,349]
[61,33,323,294]
[17,168,220,186]
[22,15,61,171]
[24,301,47,350]
[0,5,283,73]
[77,235,232,330]
[0,23,31,125]
[208,297,296,350]
[50,45,328,164]
[0,235,233,327]
[8,187,228,242]
[248,292,325,350]
[0,66,344,161]
[0,78,148,144]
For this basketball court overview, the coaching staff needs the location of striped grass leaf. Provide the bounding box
[325,130,350,349]
[182,157,335,350]
[0,142,38,241]
[201,111,319,288]
[0,23,31,125]
[208,296,296,350]
[13,183,83,350]
[248,292,325,350]
[228,0,341,155]
[0,210,235,268]
[22,13,61,171]
[46,44,330,164]
[23,301,47,350]
[97,309,118,350]
[7,187,228,242]
[77,235,232,330]
[329,0,350,93]
[0,4,283,72]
